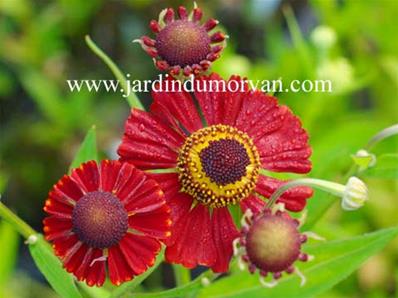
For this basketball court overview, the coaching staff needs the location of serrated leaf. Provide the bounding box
[29,234,83,298]
[197,227,398,298]
[362,153,398,179]
[69,126,98,172]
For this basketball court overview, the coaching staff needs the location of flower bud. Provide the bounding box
[351,149,376,171]
[342,177,368,211]
[310,25,336,50]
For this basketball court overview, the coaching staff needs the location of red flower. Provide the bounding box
[117,74,313,272]
[43,160,171,286]
[135,5,225,76]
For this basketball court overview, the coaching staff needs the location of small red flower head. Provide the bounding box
[118,74,313,273]
[43,160,171,286]
[234,208,310,287]
[135,4,226,76]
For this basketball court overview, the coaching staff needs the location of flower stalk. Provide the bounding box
[0,201,36,239]
[267,177,368,211]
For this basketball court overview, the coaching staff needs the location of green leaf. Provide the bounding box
[69,125,98,172]
[29,234,83,298]
[197,227,398,298]
[303,121,381,229]
[0,221,19,288]
[85,35,144,110]
[362,153,398,179]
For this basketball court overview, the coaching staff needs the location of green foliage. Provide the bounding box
[29,235,83,298]
[69,126,98,171]
[197,227,398,298]
[0,221,19,296]
[363,154,398,179]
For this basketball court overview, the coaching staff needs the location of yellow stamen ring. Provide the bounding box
[177,124,261,208]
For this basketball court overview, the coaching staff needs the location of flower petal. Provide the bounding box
[99,160,122,192]
[70,161,100,194]
[118,233,161,276]
[43,216,72,241]
[124,178,165,215]
[194,73,224,125]
[112,162,146,202]
[52,175,84,203]
[147,173,193,246]
[255,175,313,212]
[254,107,312,174]
[128,204,171,239]
[240,195,265,214]
[211,207,239,273]
[108,245,135,285]
[118,110,182,170]
[151,79,203,133]
[165,204,216,268]
[85,249,106,286]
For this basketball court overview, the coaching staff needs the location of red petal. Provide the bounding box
[235,91,283,138]
[64,243,89,274]
[254,107,312,174]
[118,109,182,170]
[220,76,247,126]
[99,160,122,192]
[118,233,161,275]
[124,178,166,214]
[43,199,73,219]
[52,175,84,203]
[112,163,145,202]
[52,234,79,257]
[150,79,203,133]
[70,161,100,194]
[128,204,171,239]
[255,175,313,212]
[43,216,72,241]
[165,204,216,268]
[85,249,106,286]
[108,245,135,285]
[240,195,265,214]
[74,248,94,281]
[211,207,239,273]
[194,73,224,125]
[147,173,193,246]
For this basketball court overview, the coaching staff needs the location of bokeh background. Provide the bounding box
[1,0,397,297]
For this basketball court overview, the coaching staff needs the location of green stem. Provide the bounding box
[85,35,145,110]
[132,270,219,298]
[172,264,191,287]
[365,124,398,150]
[267,178,345,208]
[0,202,36,239]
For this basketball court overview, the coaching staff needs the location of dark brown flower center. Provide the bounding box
[246,214,301,272]
[177,125,260,208]
[72,191,128,249]
[155,20,210,67]
[200,139,250,185]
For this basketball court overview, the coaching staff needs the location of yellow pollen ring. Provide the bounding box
[177,124,261,208]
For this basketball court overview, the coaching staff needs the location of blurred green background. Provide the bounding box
[0,0,397,297]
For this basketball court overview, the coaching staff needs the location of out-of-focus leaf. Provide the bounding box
[69,125,98,171]
[197,227,398,298]
[362,154,398,179]
[85,35,144,110]
[304,121,381,229]
[29,234,83,298]
[18,68,65,125]
[0,221,19,289]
